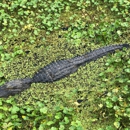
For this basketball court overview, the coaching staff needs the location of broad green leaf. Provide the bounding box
[55,112,62,119]
[40,107,48,114]
[125,68,130,73]
[64,116,69,124]
[0,72,4,77]
[47,121,55,126]
[114,121,120,128]
[11,106,19,114]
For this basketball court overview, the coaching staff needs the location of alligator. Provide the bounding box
[0,43,129,97]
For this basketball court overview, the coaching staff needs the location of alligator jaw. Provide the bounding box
[0,84,23,98]
[0,87,8,97]
[0,86,12,97]
[0,78,32,98]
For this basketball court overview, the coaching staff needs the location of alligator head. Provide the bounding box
[0,78,32,98]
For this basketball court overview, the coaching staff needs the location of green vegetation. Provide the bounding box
[0,99,83,129]
[0,0,130,129]
[98,50,130,129]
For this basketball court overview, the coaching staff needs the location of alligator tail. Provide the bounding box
[71,43,130,65]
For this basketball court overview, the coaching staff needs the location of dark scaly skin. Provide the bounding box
[0,44,129,97]
[32,44,130,83]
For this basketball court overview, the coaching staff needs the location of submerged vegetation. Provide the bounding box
[0,0,130,129]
